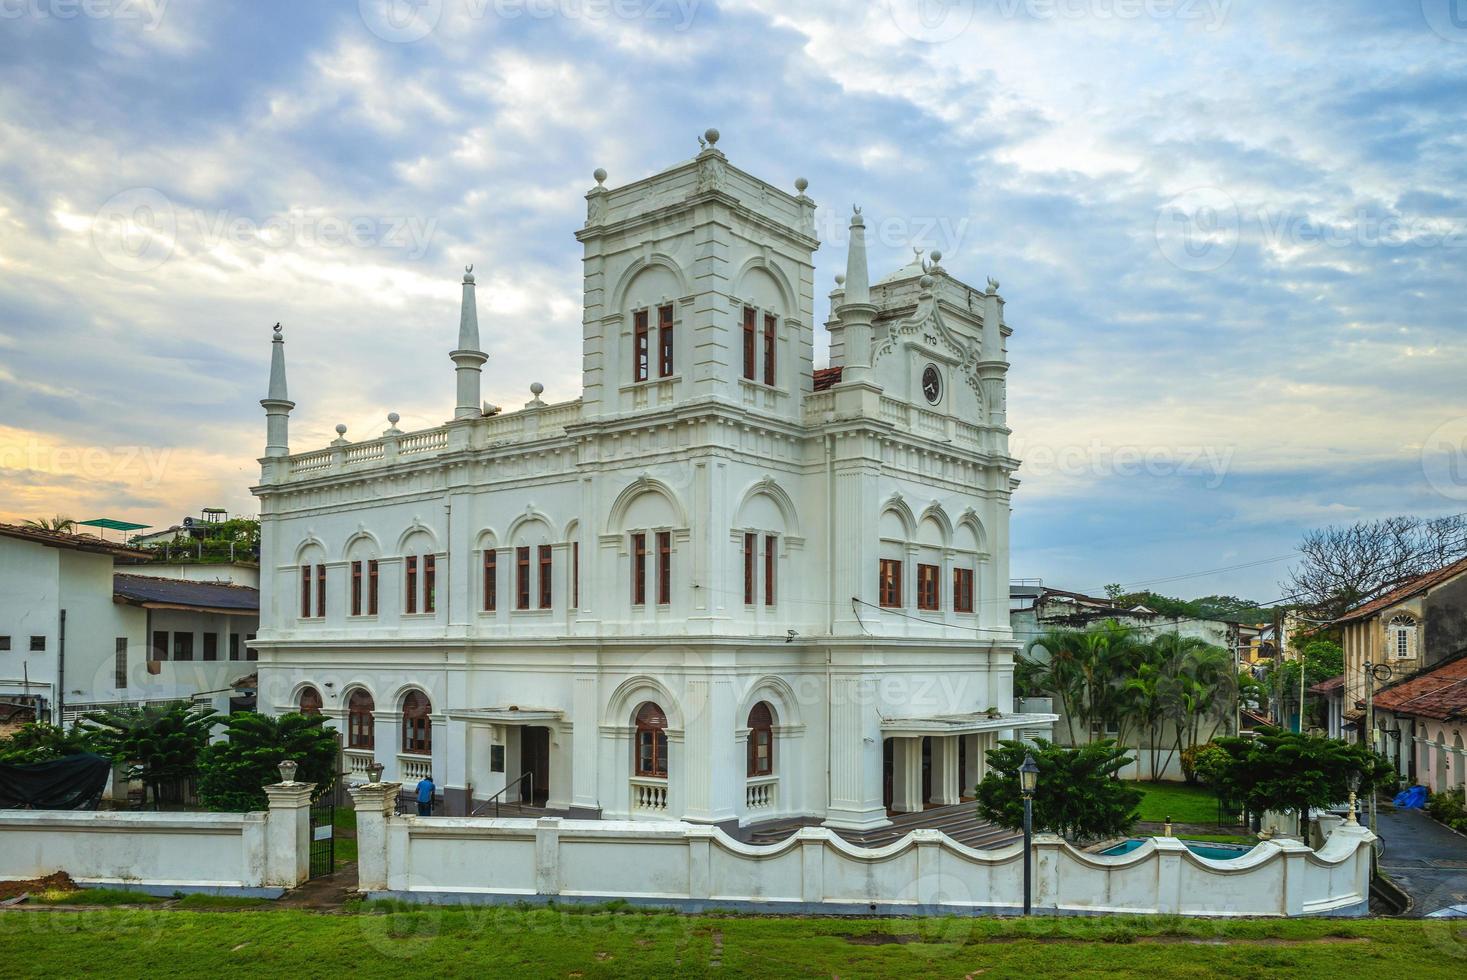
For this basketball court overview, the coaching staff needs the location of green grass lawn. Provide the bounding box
[1131,781,1233,825]
[1,906,1461,978]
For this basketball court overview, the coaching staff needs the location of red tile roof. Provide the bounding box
[813,366,843,391]
[1334,554,1467,624]
[0,522,152,560]
[1372,656,1467,721]
[1309,674,1345,695]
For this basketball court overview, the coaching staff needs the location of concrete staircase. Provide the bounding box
[744,802,1021,850]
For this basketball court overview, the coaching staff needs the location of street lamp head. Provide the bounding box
[1347,770,1361,793]
[1019,752,1039,797]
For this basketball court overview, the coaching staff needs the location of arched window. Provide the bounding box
[635,701,668,777]
[747,701,774,777]
[1388,615,1416,659]
[298,686,322,716]
[347,689,375,749]
[402,690,432,754]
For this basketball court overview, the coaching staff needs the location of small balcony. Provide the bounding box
[343,748,377,780]
[398,753,431,783]
[630,776,668,813]
[745,775,778,812]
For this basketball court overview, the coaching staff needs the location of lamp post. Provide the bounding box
[1019,752,1039,916]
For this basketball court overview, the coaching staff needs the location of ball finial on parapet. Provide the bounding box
[335,424,347,436]
[530,381,544,397]
[795,177,808,193]
[704,127,720,147]
[593,167,607,186]
[835,274,845,286]
[388,412,400,425]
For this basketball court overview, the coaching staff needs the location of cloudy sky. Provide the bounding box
[1,0,1464,600]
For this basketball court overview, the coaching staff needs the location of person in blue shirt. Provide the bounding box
[416,774,435,816]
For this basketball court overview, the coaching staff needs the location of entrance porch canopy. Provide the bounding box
[447,707,565,725]
[880,711,1058,738]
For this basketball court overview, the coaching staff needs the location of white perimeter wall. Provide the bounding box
[0,783,314,897]
[357,803,1373,917]
[0,810,273,895]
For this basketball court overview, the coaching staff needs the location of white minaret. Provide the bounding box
[261,323,294,457]
[836,206,876,380]
[451,265,488,420]
[979,277,1009,433]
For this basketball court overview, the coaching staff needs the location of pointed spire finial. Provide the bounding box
[266,322,289,402]
[841,206,871,308]
[452,267,487,420]
[261,321,294,459]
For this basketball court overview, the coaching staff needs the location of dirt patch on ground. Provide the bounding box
[0,872,78,901]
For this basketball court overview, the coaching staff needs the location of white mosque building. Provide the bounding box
[250,130,1051,830]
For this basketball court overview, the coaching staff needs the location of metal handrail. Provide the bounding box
[471,770,534,817]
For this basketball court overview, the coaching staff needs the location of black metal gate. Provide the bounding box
[309,800,334,878]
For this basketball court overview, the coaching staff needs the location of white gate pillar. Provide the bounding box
[262,780,315,888]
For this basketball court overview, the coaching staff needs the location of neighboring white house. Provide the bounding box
[250,131,1052,830]
[0,522,259,727]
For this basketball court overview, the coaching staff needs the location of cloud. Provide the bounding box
[0,0,1464,600]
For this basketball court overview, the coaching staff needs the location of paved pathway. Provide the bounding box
[1374,807,1467,917]
[276,863,357,910]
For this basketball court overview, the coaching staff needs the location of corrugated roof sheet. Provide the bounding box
[1372,656,1467,721]
[113,573,259,611]
[1308,674,1345,695]
[1335,554,1467,624]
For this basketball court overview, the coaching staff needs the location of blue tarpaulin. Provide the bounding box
[1393,785,1429,809]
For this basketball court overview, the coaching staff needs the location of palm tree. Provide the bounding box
[1025,620,1141,745]
[22,515,75,533]
[1157,637,1235,775]
[1023,629,1089,744]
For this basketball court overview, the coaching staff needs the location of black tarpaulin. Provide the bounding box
[0,753,111,810]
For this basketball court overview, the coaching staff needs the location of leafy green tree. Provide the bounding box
[197,712,339,811]
[975,738,1142,841]
[1209,727,1396,835]
[1266,639,1345,728]
[0,722,92,764]
[82,702,217,805]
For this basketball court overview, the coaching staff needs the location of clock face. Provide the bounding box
[921,365,942,404]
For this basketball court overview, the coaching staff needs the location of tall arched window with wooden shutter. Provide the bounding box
[635,701,668,777]
[402,690,432,754]
[747,701,774,777]
[347,689,375,749]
